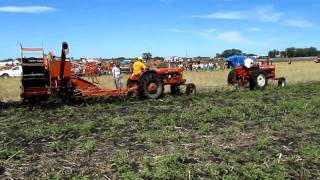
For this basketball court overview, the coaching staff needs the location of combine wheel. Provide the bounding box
[278,77,286,88]
[170,84,181,95]
[227,70,237,85]
[139,73,164,99]
[47,91,70,104]
[249,69,268,90]
[186,83,196,95]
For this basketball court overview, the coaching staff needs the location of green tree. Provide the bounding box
[143,52,152,61]
[221,49,243,58]
[308,47,318,56]
[285,48,296,58]
[268,49,280,58]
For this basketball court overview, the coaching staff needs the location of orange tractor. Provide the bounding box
[20,42,195,102]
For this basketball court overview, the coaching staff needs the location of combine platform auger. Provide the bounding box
[21,42,196,103]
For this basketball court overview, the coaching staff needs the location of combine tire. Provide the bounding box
[47,91,70,105]
[278,77,286,88]
[227,70,236,85]
[170,84,181,95]
[186,83,196,95]
[249,69,268,90]
[139,73,164,99]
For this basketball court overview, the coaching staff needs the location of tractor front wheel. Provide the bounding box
[278,77,286,88]
[249,69,268,90]
[186,83,196,95]
[139,73,164,99]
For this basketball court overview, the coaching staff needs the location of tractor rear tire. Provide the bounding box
[170,84,181,95]
[186,83,196,95]
[228,70,236,85]
[249,69,268,90]
[139,73,164,99]
[278,77,286,88]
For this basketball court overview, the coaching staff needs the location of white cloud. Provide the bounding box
[283,19,313,28]
[0,6,54,13]
[217,32,253,44]
[255,6,282,23]
[186,5,314,29]
[187,11,246,20]
[247,27,261,32]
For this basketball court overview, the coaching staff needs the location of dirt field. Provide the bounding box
[0,81,319,179]
[0,61,319,102]
[0,61,319,179]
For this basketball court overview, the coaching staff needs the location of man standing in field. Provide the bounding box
[112,62,122,89]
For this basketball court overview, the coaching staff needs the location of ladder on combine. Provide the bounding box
[20,45,50,102]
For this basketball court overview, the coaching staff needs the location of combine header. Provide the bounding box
[21,42,195,103]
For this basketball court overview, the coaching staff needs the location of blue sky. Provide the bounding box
[0,0,319,58]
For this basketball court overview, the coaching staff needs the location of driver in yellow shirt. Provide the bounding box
[129,57,146,80]
[127,57,147,86]
[133,57,146,76]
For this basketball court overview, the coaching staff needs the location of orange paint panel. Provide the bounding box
[50,61,72,78]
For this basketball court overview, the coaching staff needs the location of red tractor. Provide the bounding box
[227,57,286,90]
[20,42,195,103]
[127,68,196,99]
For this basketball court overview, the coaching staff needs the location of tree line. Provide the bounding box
[215,47,320,58]
[268,47,319,58]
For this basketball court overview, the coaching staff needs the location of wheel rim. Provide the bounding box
[147,83,158,94]
[257,75,266,87]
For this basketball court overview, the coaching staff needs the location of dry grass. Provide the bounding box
[0,61,319,102]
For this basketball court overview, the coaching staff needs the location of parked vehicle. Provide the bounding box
[0,66,22,78]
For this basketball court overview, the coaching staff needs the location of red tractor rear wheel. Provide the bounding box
[139,73,164,99]
[249,69,268,90]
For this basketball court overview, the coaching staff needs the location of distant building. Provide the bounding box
[164,56,183,62]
